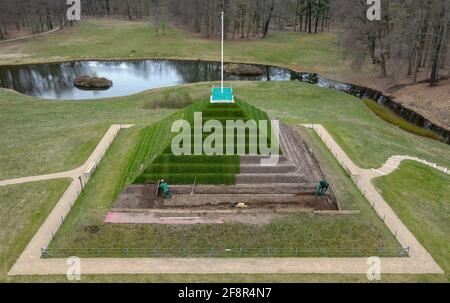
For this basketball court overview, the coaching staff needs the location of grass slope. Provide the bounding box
[235,81,450,169]
[0,19,342,76]
[47,105,401,258]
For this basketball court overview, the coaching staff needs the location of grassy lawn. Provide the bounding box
[1,82,449,182]
[1,80,447,253]
[0,19,343,76]
[374,161,450,279]
[0,88,175,180]
[4,273,446,283]
[363,99,444,142]
[0,18,448,281]
[0,179,70,280]
[0,85,447,282]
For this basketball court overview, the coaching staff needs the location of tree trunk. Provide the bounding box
[314,0,320,34]
[262,0,275,38]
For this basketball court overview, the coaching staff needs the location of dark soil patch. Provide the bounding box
[73,75,112,90]
[113,184,337,211]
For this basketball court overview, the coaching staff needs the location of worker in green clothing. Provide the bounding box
[159,179,172,198]
[315,180,330,197]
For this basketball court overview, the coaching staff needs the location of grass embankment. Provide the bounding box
[48,119,401,258]
[0,179,70,278]
[0,19,342,77]
[374,161,450,278]
[49,95,400,257]
[0,87,202,180]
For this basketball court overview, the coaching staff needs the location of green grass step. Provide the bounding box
[201,109,247,118]
[163,145,280,154]
[153,154,239,164]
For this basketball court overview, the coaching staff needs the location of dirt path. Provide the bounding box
[7,124,445,276]
[0,27,61,44]
[0,170,78,187]
[5,125,133,270]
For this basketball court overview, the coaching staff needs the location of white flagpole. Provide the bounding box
[221,11,224,93]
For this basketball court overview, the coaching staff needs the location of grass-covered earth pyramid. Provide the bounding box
[224,63,264,76]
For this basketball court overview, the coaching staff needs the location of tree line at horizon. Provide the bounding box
[0,0,448,86]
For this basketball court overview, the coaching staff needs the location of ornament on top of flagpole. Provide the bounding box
[210,11,234,104]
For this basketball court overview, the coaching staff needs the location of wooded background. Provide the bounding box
[0,0,449,86]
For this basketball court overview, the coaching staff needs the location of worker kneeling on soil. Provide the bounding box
[159,179,172,198]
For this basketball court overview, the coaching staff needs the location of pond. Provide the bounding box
[0,59,448,143]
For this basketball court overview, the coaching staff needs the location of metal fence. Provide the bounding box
[42,246,409,259]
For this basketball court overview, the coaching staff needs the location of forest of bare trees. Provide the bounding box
[0,0,448,86]
[0,0,332,39]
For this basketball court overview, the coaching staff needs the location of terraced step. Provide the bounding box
[240,164,298,174]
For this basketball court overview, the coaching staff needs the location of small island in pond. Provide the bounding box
[224,63,264,76]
